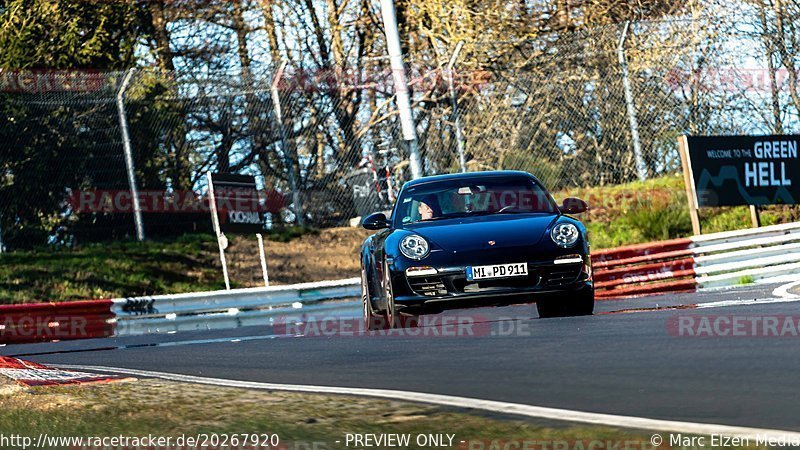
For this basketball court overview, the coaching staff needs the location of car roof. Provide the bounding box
[401,170,541,189]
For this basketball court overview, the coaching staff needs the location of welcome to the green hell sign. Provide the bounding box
[685,135,800,207]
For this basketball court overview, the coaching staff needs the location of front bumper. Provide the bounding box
[392,259,592,310]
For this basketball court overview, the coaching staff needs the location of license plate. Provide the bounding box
[467,263,528,281]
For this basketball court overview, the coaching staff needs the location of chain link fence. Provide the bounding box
[1,17,798,251]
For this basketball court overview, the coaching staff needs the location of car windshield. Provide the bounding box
[394,177,557,226]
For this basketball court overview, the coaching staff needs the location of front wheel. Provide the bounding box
[536,288,594,318]
[383,260,397,329]
[362,267,384,331]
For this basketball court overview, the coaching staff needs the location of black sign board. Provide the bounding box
[210,173,264,233]
[345,169,386,218]
[684,135,799,207]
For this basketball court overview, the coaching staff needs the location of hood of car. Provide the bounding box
[404,213,559,252]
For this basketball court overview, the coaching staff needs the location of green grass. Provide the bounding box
[0,234,225,304]
[0,379,768,450]
[738,275,756,286]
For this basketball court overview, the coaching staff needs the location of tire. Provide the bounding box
[362,266,385,331]
[536,288,595,318]
[383,260,397,329]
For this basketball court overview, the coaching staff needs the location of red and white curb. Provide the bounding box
[0,356,134,387]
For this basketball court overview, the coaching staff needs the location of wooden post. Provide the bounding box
[749,205,761,228]
[678,135,702,235]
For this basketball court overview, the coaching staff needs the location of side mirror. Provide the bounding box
[560,197,588,215]
[362,212,391,230]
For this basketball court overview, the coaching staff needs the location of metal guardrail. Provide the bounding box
[592,238,696,299]
[0,300,116,344]
[111,278,361,336]
[0,280,361,344]
[693,222,800,289]
[117,300,362,335]
[112,278,360,318]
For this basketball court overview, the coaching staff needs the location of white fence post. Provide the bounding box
[207,172,231,290]
[257,233,270,287]
[116,69,145,241]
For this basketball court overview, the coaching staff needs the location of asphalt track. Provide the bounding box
[3,283,800,432]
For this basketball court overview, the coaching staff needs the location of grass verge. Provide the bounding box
[0,234,223,304]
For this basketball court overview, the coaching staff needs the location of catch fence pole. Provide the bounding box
[271,62,305,225]
[380,0,423,179]
[447,41,466,173]
[116,69,146,240]
[618,21,647,182]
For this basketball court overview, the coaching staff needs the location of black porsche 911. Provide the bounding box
[359,170,593,329]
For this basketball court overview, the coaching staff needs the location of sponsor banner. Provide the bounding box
[0,356,134,387]
[684,135,800,207]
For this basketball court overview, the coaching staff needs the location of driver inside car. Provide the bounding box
[418,201,434,221]
[416,195,442,221]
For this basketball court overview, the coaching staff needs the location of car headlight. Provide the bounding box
[551,223,580,248]
[399,234,430,260]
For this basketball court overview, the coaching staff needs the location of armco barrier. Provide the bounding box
[591,238,696,299]
[593,221,800,299]
[3,222,800,344]
[0,280,360,345]
[693,222,800,289]
[111,278,361,336]
[0,300,115,344]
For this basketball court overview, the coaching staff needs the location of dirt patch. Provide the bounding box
[225,227,373,286]
[0,378,22,397]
